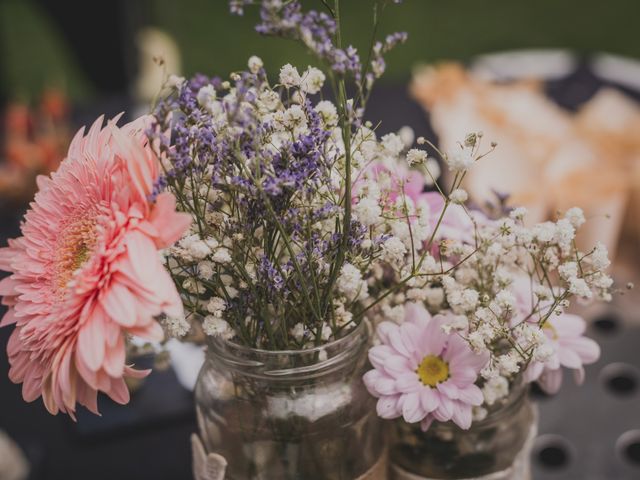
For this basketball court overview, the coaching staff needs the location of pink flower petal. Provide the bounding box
[377,395,401,419]
[402,392,426,423]
[451,401,472,430]
[561,337,600,365]
[437,381,460,399]
[538,368,563,394]
[558,348,582,369]
[420,388,439,413]
[395,373,421,393]
[457,385,483,406]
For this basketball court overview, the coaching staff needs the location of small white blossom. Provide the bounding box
[382,236,407,264]
[564,207,586,229]
[337,263,368,301]
[279,63,301,88]
[510,207,527,220]
[497,352,520,375]
[212,248,232,264]
[569,277,592,298]
[292,323,306,342]
[315,100,338,127]
[446,147,474,172]
[591,242,611,270]
[206,296,227,316]
[381,133,404,156]
[300,66,325,94]
[354,197,382,227]
[197,85,217,110]
[449,188,468,204]
[248,55,264,73]
[558,262,579,280]
[483,376,509,406]
[162,315,191,338]
[198,260,215,280]
[406,148,427,166]
[203,315,234,339]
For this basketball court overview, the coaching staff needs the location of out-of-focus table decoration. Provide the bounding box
[411,60,640,262]
[0,89,71,205]
[0,430,29,480]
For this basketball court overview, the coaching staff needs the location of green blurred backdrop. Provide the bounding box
[1,0,639,103]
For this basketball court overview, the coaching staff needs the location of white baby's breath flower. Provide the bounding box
[197,85,217,110]
[282,104,307,129]
[300,66,325,94]
[406,148,427,166]
[279,63,301,87]
[162,315,191,338]
[495,289,516,311]
[337,263,368,301]
[510,207,527,221]
[382,236,407,264]
[197,260,215,280]
[354,197,382,227]
[558,262,578,281]
[533,284,552,301]
[446,147,474,172]
[248,55,264,73]
[203,315,234,339]
[206,296,227,316]
[320,323,333,341]
[497,352,520,375]
[381,133,404,156]
[590,242,611,270]
[483,376,509,406]
[315,100,338,127]
[449,188,468,204]
[292,322,306,342]
[564,207,586,229]
[212,248,232,264]
[569,278,592,299]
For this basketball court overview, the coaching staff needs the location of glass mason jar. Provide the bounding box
[194,321,386,480]
[389,380,537,479]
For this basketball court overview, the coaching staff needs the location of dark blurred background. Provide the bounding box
[1,1,640,479]
[1,0,640,104]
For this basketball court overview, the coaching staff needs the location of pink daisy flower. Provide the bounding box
[0,115,191,417]
[523,313,600,394]
[363,303,489,431]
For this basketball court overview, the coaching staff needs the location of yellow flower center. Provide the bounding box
[416,355,449,387]
[54,212,98,295]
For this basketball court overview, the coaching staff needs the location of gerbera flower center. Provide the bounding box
[54,212,98,294]
[416,355,449,387]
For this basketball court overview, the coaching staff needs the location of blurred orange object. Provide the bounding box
[0,89,71,203]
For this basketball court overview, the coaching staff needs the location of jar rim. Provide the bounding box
[209,319,366,356]
[205,320,369,377]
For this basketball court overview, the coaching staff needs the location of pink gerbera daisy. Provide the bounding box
[363,303,488,431]
[0,115,191,417]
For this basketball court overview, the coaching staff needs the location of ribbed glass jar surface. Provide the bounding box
[194,322,385,480]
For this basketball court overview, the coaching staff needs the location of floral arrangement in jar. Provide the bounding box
[0,1,616,479]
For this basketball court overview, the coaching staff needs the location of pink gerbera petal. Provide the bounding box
[0,115,190,417]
